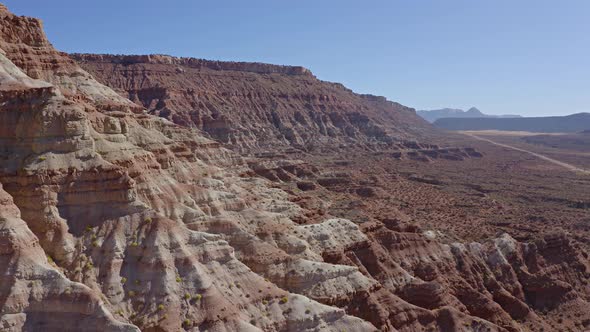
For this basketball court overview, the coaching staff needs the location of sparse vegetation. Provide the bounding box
[279,296,288,304]
[157,304,165,311]
[121,277,127,284]
[128,290,136,297]
[176,276,183,283]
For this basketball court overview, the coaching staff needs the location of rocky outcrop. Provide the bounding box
[0,6,377,331]
[73,53,313,76]
[0,181,139,332]
[70,53,434,151]
[0,5,139,112]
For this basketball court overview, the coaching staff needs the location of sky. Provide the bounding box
[4,0,589,116]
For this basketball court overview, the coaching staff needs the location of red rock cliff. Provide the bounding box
[71,53,434,151]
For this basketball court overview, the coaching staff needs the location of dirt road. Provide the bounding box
[465,133,590,174]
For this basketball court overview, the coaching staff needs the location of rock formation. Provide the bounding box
[0,180,139,332]
[0,5,375,331]
[70,53,434,152]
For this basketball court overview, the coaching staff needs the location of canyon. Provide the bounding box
[1,4,590,332]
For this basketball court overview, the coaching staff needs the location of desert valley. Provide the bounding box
[1,3,590,332]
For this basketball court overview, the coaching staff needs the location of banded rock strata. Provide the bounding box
[70,53,434,152]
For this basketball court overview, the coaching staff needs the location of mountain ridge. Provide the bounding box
[434,112,590,133]
[418,107,521,123]
[69,53,314,76]
[70,52,436,152]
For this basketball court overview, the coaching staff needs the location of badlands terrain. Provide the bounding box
[1,4,590,332]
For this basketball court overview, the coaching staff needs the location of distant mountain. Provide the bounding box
[434,112,590,133]
[417,107,521,123]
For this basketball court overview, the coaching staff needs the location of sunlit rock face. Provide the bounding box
[0,5,376,331]
[71,53,435,152]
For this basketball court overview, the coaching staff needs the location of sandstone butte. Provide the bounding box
[1,3,590,332]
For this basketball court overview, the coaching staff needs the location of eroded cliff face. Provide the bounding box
[0,181,139,332]
[1,4,590,332]
[0,5,375,331]
[70,53,434,152]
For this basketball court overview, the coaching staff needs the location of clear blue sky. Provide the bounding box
[4,0,589,116]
